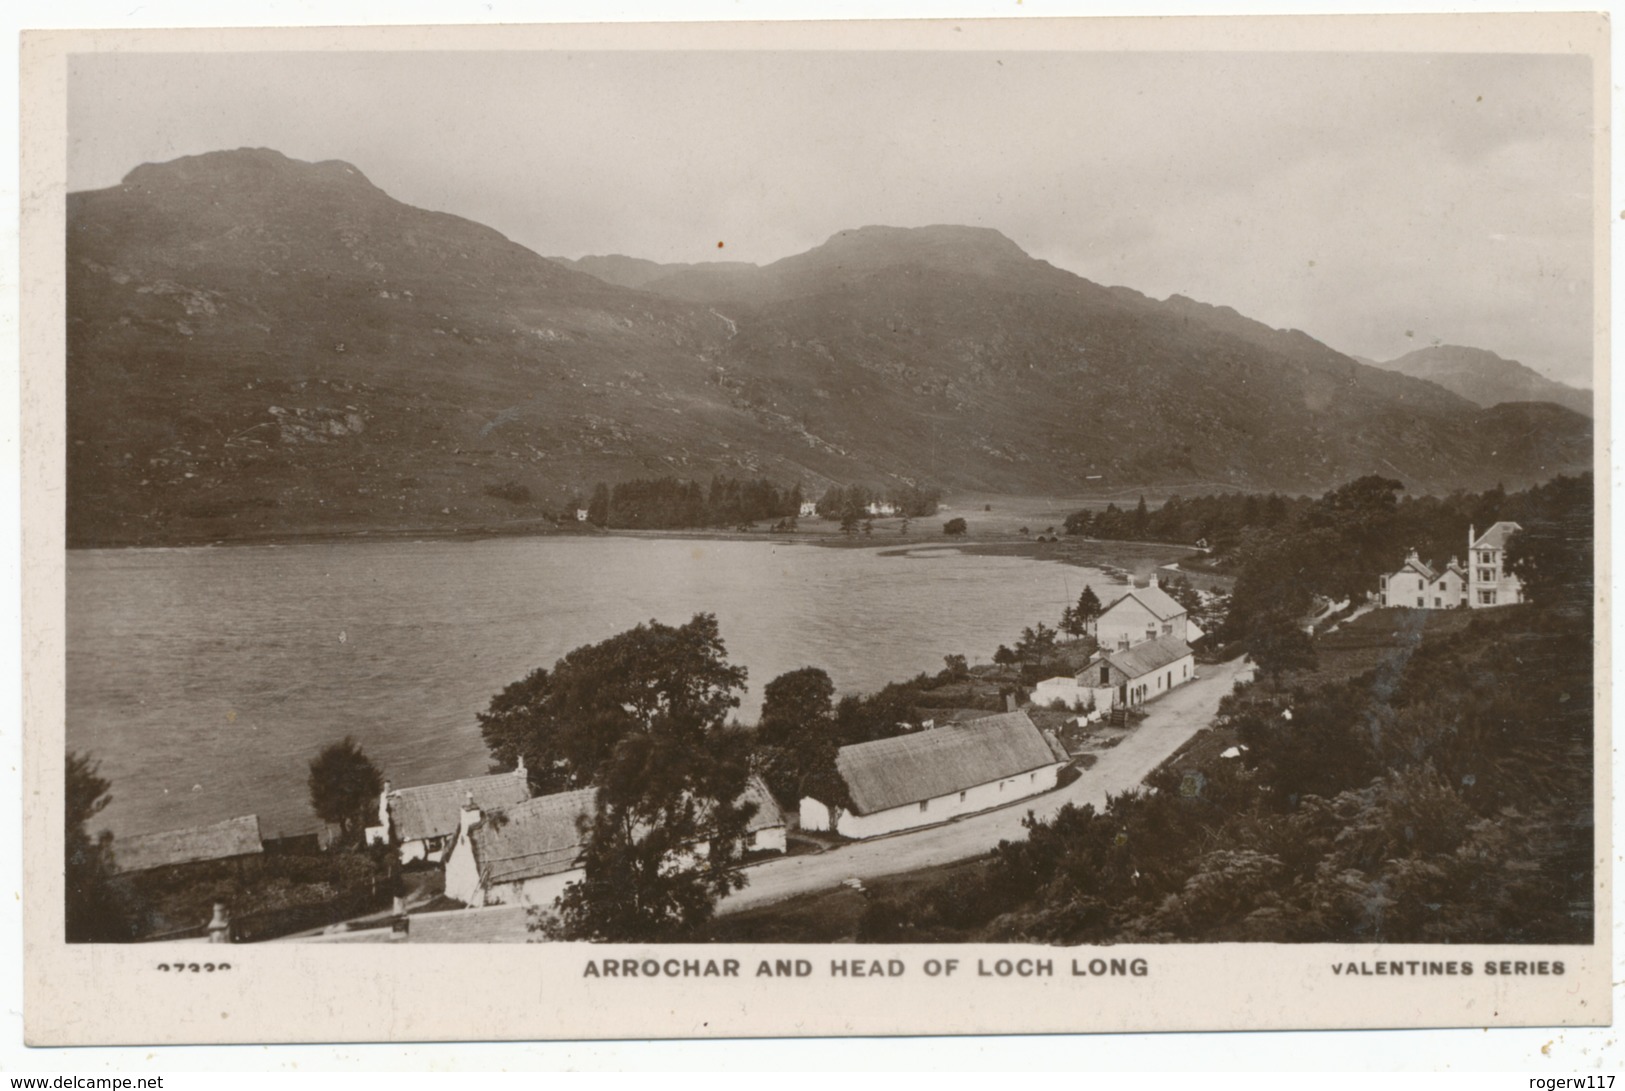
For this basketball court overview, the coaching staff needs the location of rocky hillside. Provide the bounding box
[1369,344,1592,417]
[66,149,1592,546]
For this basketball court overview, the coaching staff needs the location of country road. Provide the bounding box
[720,654,1255,914]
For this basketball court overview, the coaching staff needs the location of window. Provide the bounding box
[1182,663,1188,678]
[1417,596,1424,607]
[1162,622,1173,635]
[1479,590,1496,605]
[1100,665,1110,685]
[919,800,929,813]
[1480,551,1493,564]
[1030,773,1036,782]
[1417,577,1424,591]
[1434,597,1441,607]
[959,791,966,802]
[999,781,1005,791]
[1478,568,1494,582]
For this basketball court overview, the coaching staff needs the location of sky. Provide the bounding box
[67,47,1597,386]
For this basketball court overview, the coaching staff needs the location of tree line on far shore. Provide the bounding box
[563,475,943,532]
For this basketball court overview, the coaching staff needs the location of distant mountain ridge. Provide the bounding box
[1367,344,1592,417]
[64,148,1591,546]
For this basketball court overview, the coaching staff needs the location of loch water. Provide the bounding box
[66,535,1118,839]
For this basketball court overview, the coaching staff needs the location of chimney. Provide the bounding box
[207,902,231,944]
[1149,574,1159,588]
[1405,548,1419,566]
[459,790,482,837]
[1469,524,1475,551]
[378,781,392,834]
[514,753,527,785]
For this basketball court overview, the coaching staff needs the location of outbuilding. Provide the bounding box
[114,814,265,877]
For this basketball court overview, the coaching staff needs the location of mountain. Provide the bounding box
[546,253,758,292]
[65,149,1592,546]
[1370,345,1593,417]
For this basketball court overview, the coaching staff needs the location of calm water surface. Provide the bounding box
[66,536,1119,840]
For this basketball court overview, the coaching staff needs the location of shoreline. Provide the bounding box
[66,520,1204,577]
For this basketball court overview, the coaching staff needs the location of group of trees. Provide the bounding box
[65,752,132,942]
[478,614,757,939]
[575,476,804,530]
[1064,492,1303,551]
[1058,585,1103,639]
[814,483,941,522]
[856,490,1595,944]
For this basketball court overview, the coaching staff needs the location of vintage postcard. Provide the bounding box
[20,13,1611,1045]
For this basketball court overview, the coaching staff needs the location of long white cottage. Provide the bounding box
[443,776,786,909]
[799,710,1070,840]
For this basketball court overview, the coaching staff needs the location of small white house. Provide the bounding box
[1378,550,1466,609]
[443,777,786,909]
[1096,578,1203,650]
[799,710,1069,840]
[1077,633,1196,711]
[365,761,533,865]
[799,500,818,518]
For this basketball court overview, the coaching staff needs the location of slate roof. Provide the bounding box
[1395,556,1438,580]
[470,777,784,889]
[832,710,1065,816]
[388,770,532,845]
[1105,584,1186,620]
[1099,633,1194,680]
[115,814,263,874]
[1471,521,1523,551]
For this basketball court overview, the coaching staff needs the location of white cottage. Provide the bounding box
[365,761,533,865]
[1095,579,1204,651]
[443,777,786,909]
[1378,550,1467,609]
[1075,633,1196,711]
[799,710,1069,840]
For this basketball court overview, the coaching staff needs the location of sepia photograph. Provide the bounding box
[20,12,1610,1044]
